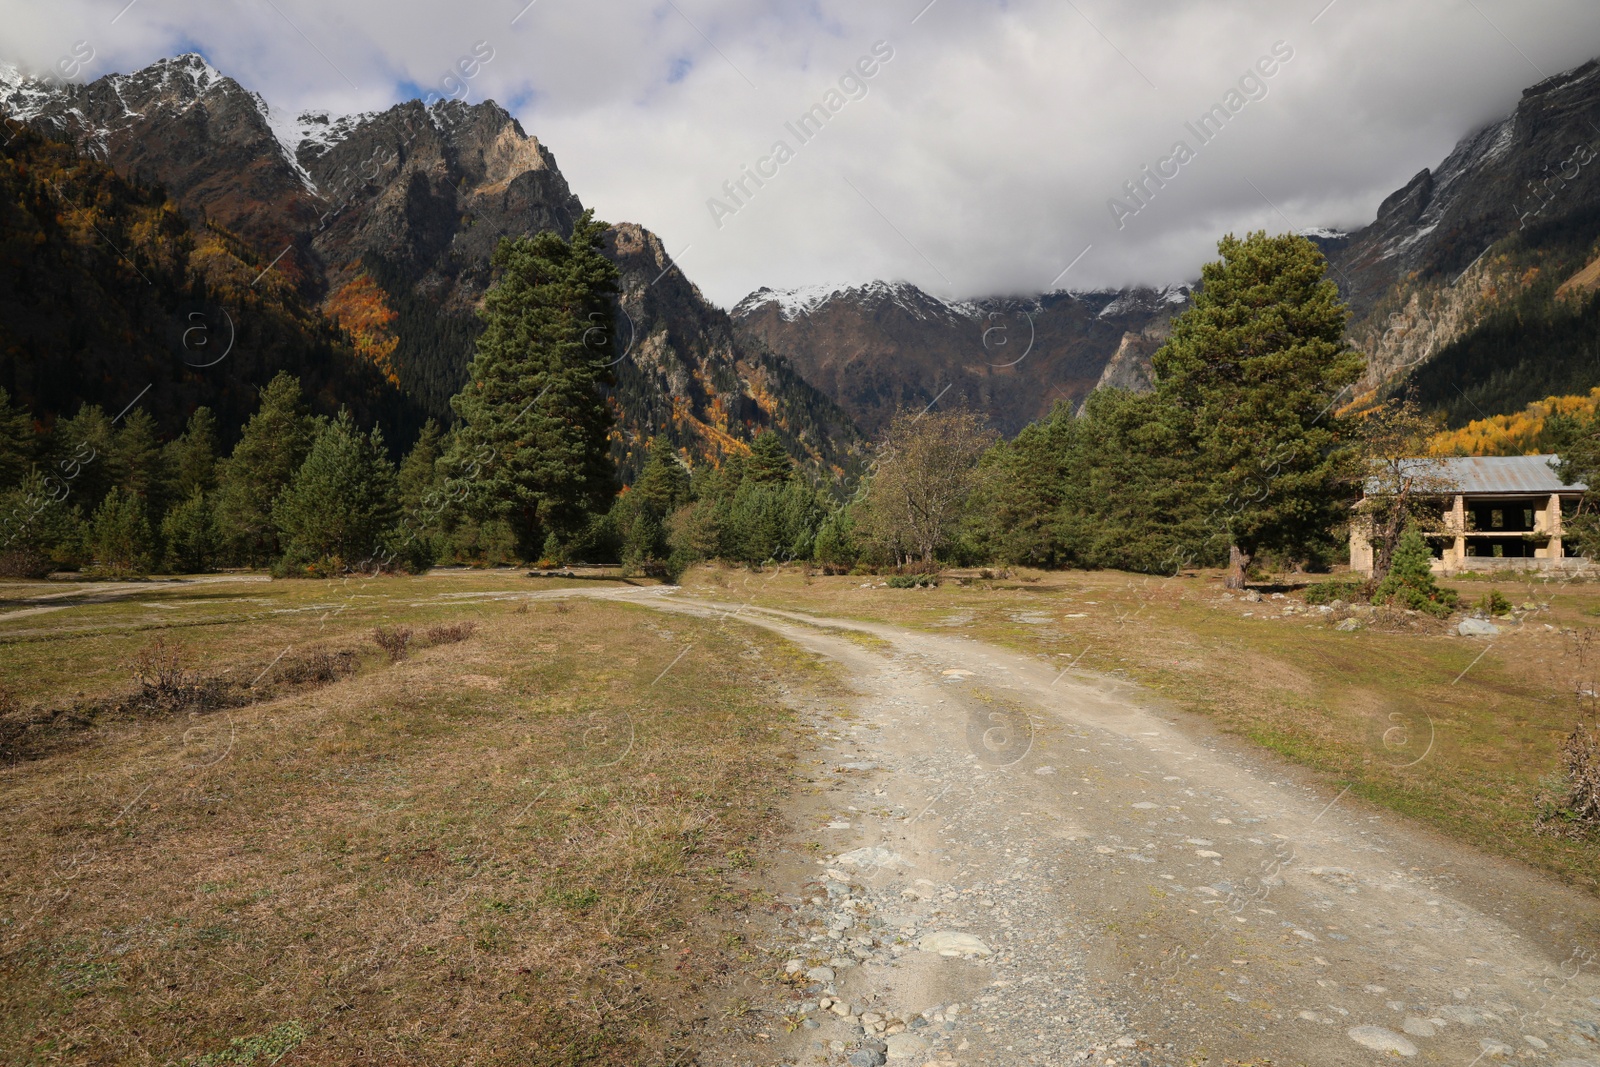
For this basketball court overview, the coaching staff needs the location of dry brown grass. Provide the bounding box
[0,575,827,1065]
[423,620,477,646]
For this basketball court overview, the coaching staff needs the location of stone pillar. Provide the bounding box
[1350,520,1373,575]
[1550,492,1564,559]
[1451,494,1466,571]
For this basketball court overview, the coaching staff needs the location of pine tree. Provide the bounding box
[113,409,168,514]
[49,404,117,514]
[91,486,154,575]
[166,407,219,500]
[632,438,691,513]
[1153,231,1365,588]
[214,373,316,565]
[0,470,86,578]
[0,387,35,490]
[448,210,620,558]
[968,404,1078,568]
[745,431,792,485]
[1372,525,1457,617]
[398,418,444,515]
[161,487,219,573]
[272,409,399,572]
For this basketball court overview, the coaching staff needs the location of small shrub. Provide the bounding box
[886,574,939,589]
[0,547,53,579]
[1372,527,1458,618]
[1478,590,1512,616]
[424,621,478,646]
[130,637,192,707]
[372,626,413,662]
[1536,722,1600,837]
[1303,577,1370,605]
[273,647,358,687]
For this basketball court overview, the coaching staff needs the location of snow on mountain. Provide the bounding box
[736,280,987,322]
[252,95,327,194]
[1095,283,1191,319]
[0,64,63,124]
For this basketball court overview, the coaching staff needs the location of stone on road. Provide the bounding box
[1347,1025,1418,1056]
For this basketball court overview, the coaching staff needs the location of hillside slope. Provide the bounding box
[1326,57,1600,412]
[0,123,414,441]
[2,54,861,475]
[731,281,1188,438]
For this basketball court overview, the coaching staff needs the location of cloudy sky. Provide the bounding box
[5,0,1600,306]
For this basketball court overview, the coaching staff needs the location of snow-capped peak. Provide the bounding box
[735,282,875,320]
[155,52,226,97]
[0,61,66,123]
[735,280,975,322]
[253,92,322,194]
[1298,227,1349,241]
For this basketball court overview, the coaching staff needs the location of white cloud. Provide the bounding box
[3,0,1599,305]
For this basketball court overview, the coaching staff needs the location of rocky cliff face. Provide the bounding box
[731,281,1188,438]
[2,54,859,472]
[1327,58,1600,390]
[1074,323,1168,415]
[2,54,321,280]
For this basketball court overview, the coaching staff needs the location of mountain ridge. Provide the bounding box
[1,53,862,478]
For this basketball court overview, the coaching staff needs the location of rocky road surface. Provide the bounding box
[610,588,1600,1067]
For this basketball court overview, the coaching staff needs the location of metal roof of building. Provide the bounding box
[1366,454,1586,495]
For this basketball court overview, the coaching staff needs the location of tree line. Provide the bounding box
[6,228,1483,586]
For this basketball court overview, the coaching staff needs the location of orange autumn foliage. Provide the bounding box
[1429,387,1600,456]
[325,271,400,385]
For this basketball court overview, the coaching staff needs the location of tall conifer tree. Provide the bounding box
[1152,231,1364,587]
[449,210,620,558]
[214,373,316,565]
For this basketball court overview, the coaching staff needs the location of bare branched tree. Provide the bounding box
[859,409,996,569]
[1354,399,1452,581]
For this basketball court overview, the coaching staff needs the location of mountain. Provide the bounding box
[1,54,861,476]
[1324,57,1600,418]
[0,121,415,444]
[730,280,1189,438]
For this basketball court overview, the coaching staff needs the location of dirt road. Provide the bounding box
[592,586,1600,1067]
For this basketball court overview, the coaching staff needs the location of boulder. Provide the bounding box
[1458,618,1501,637]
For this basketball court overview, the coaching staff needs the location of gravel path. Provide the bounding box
[575,588,1600,1066]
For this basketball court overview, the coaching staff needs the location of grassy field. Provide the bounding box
[0,571,835,1066]
[680,563,1600,893]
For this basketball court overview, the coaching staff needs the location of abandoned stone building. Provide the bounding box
[1350,454,1590,575]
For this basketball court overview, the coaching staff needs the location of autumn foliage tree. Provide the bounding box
[859,409,995,569]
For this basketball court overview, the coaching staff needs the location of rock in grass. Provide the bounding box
[1347,1025,1418,1056]
[1458,618,1501,636]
